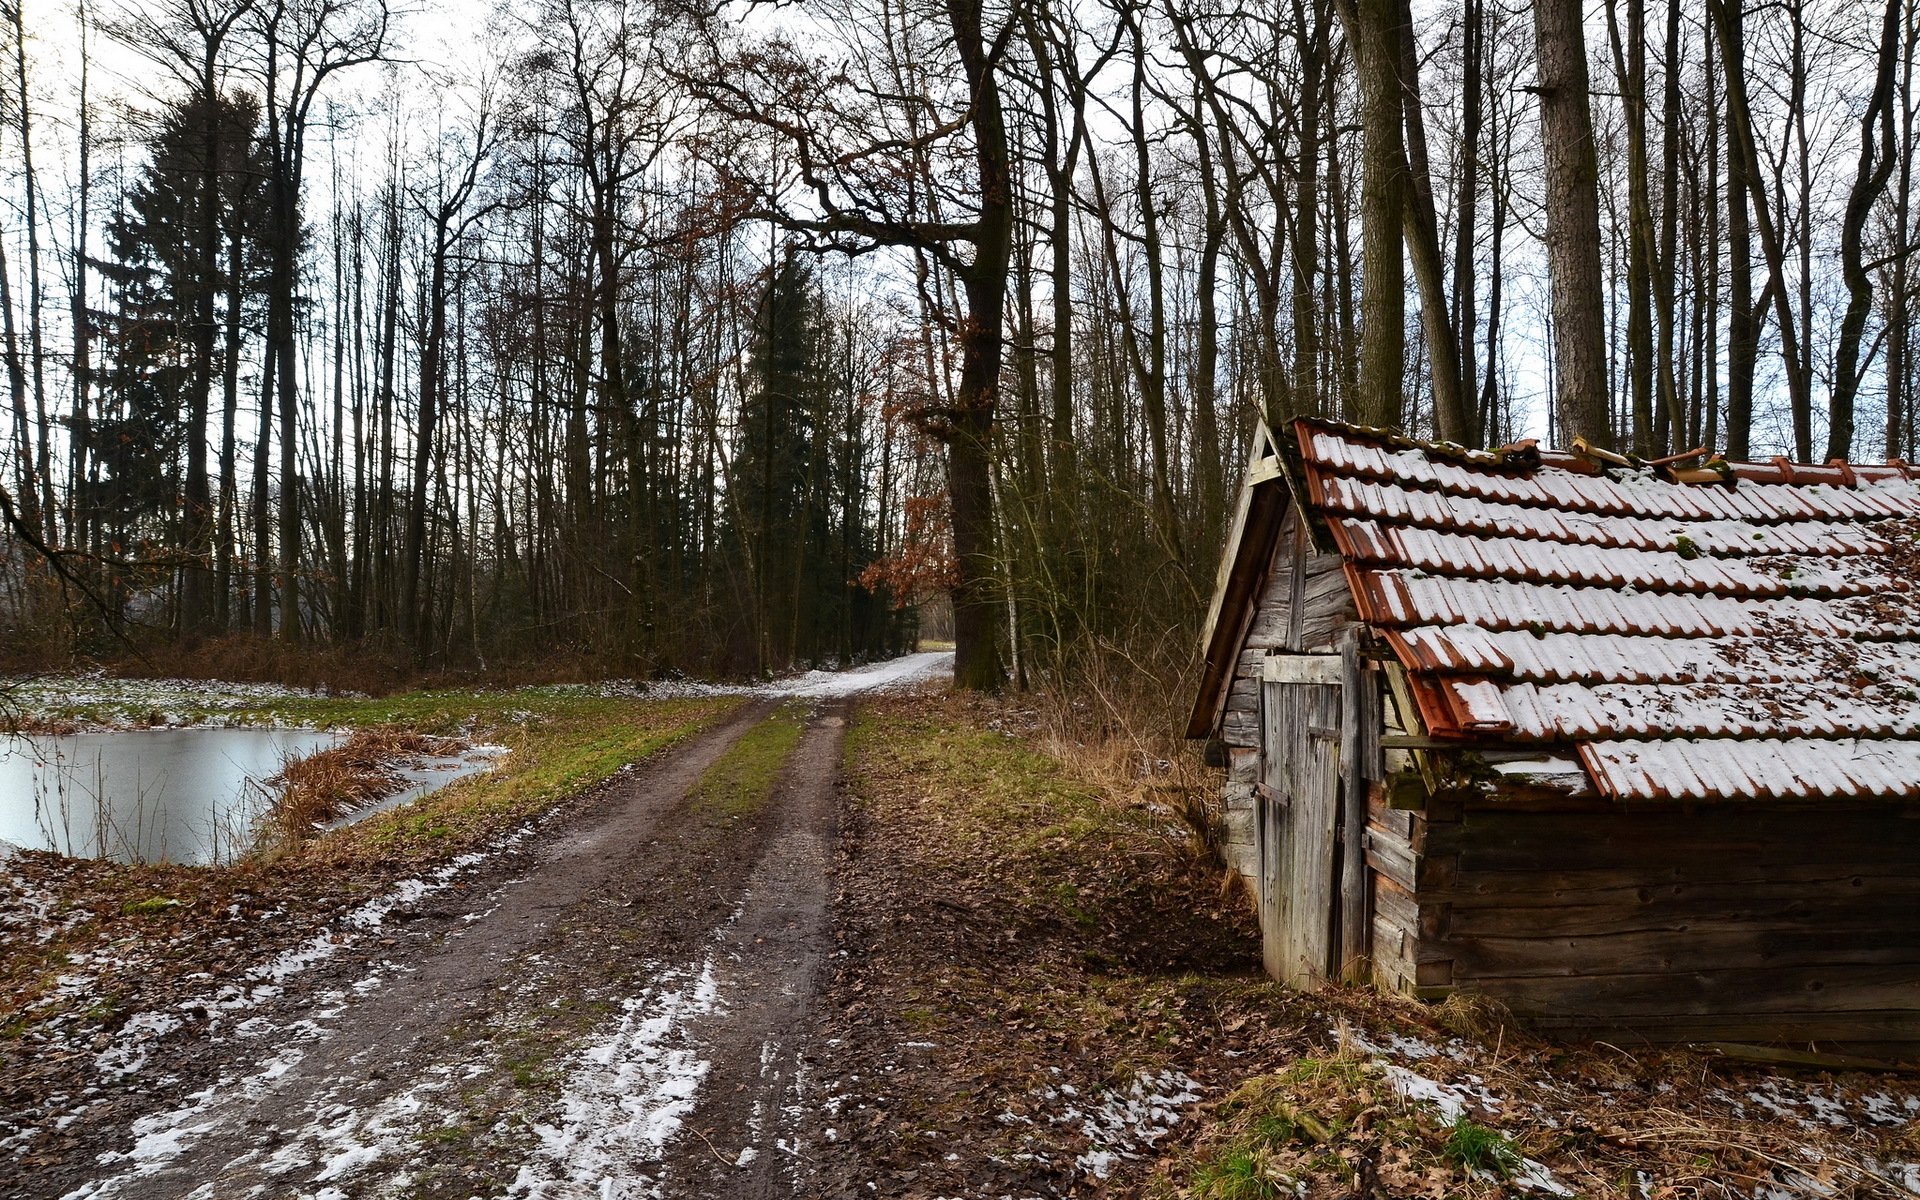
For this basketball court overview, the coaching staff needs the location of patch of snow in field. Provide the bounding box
[1871,1159,1920,1193]
[1379,1062,1503,1123]
[1511,1156,1578,1197]
[1863,1092,1920,1125]
[507,954,725,1200]
[1745,1076,1920,1132]
[1024,1068,1201,1180]
[1375,1063,1575,1197]
[3,673,342,725]
[94,1012,184,1076]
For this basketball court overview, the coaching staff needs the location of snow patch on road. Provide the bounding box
[86,838,519,1087]
[508,954,725,1200]
[561,650,953,703]
[766,651,953,697]
[57,829,533,1198]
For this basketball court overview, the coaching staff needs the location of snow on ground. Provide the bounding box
[5,652,954,728]
[508,953,726,1200]
[1346,1025,1577,1198]
[1345,1023,1920,1199]
[765,650,954,698]
[49,828,535,1198]
[93,840,518,1075]
[1010,1066,1205,1181]
[585,650,956,702]
[2,673,338,726]
[23,655,949,1197]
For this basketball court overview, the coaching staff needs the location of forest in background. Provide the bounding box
[1,0,1917,697]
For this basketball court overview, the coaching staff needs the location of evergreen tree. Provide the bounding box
[733,253,828,671]
[729,253,900,670]
[89,91,271,602]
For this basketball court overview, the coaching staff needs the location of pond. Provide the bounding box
[0,728,500,866]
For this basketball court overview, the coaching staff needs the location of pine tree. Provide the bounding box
[90,90,271,610]
[732,253,829,671]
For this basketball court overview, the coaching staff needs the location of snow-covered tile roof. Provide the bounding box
[1295,419,1920,803]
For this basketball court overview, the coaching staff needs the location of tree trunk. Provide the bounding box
[1711,0,1814,461]
[1723,0,1755,458]
[1533,0,1615,448]
[1831,0,1904,462]
[1606,0,1656,454]
[1453,0,1484,446]
[1395,0,1468,443]
[1339,0,1407,429]
[13,0,53,544]
[946,0,1009,692]
[181,56,222,637]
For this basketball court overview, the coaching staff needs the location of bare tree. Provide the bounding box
[251,0,390,640]
[1832,0,1905,461]
[403,81,502,655]
[684,0,1017,690]
[1532,0,1613,448]
[1335,0,1406,429]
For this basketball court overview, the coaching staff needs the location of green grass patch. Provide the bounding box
[689,700,808,819]
[1442,1115,1522,1178]
[843,705,1128,859]
[119,896,181,916]
[1191,1148,1287,1200]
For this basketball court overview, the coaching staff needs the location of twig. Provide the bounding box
[690,1126,739,1168]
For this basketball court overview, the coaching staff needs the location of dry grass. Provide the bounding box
[256,726,450,852]
[1026,633,1229,874]
[861,676,1920,1199]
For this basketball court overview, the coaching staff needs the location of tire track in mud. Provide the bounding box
[507,702,848,1200]
[40,683,890,1200]
[44,697,785,1200]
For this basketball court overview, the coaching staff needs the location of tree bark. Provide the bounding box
[1338,0,1407,429]
[946,0,1010,692]
[1394,0,1468,443]
[1533,0,1615,449]
[1831,0,1904,462]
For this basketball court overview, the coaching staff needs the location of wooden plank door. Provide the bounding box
[1259,654,1343,989]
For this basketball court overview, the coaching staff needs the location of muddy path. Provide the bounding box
[24,658,947,1200]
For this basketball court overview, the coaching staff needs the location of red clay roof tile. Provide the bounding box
[1295,419,1920,804]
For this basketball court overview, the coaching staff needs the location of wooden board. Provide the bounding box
[1261,674,1342,988]
[1415,801,1920,1047]
[1262,653,1342,685]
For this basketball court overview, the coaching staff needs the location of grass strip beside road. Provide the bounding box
[309,691,742,867]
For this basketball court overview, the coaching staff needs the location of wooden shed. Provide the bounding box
[1189,417,1920,1053]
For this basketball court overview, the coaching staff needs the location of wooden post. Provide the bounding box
[1338,628,1373,981]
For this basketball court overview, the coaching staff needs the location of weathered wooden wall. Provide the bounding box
[1217,509,1354,888]
[1398,797,1920,1050]
[1363,670,1433,997]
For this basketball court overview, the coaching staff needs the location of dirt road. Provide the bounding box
[33,653,950,1200]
